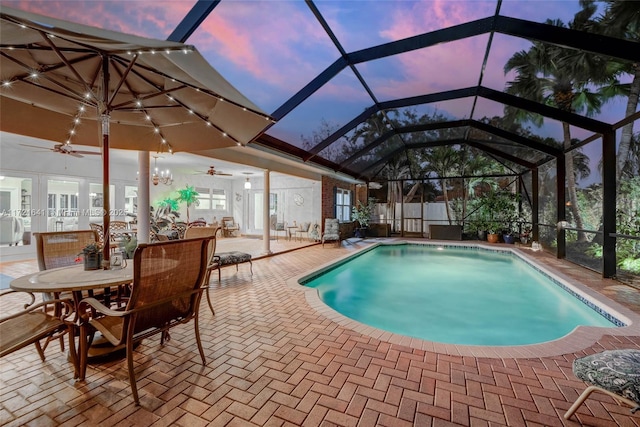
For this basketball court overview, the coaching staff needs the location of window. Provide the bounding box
[47,193,56,216]
[336,188,351,222]
[195,188,226,210]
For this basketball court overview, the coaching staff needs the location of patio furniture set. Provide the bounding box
[0,228,253,405]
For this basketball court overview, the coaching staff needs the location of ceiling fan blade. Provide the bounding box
[68,152,84,158]
[19,144,51,150]
[216,172,232,176]
[73,150,101,155]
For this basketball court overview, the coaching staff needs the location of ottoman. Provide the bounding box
[564,349,640,419]
[213,251,253,282]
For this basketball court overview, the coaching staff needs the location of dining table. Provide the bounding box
[10,263,134,361]
[10,263,133,306]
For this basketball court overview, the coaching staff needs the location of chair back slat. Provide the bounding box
[34,230,99,271]
[127,237,210,333]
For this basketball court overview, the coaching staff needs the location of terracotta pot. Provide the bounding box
[487,233,499,243]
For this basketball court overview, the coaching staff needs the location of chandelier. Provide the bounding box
[152,156,173,186]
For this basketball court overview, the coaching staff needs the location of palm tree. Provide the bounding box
[504,17,603,242]
[176,185,200,224]
[582,0,640,182]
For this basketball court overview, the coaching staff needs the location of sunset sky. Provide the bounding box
[1,0,633,175]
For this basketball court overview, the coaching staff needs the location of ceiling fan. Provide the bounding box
[198,165,232,176]
[20,143,100,158]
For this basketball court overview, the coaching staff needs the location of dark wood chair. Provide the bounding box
[77,236,213,405]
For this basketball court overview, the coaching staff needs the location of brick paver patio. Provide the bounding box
[1,239,639,426]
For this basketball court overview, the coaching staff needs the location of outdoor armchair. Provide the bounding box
[270,214,286,240]
[221,216,240,237]
[565,349,640,420]
[184,225,221,314]
[0,290,78,378]
[77,236,212,405]
[321,218,341,247]
[34,229,101,353]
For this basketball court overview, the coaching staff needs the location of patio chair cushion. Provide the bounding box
[573,349,640,407]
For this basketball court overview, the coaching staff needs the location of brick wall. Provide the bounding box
[321,176,357,232]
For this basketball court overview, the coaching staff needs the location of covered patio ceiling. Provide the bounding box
[1,0,638,182]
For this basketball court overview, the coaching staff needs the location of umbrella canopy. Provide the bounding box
[0,6,272,263]
[0,7,271,152]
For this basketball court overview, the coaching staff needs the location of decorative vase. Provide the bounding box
[84,252,103,270]
[487,233,499,243]
[503,234,516,244]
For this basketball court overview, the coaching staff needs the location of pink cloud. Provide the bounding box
[2,1,192,39]
[191,2,334,92]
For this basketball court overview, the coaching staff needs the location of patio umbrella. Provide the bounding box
[0,7,272,263]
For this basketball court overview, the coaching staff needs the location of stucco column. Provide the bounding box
[262,169,272,255]
[137,151,150,244]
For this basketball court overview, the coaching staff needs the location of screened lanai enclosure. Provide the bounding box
[0,0,638,285]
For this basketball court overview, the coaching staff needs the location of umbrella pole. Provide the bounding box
[102,114,111,268]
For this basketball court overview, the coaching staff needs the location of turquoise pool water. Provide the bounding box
[303,244,618,346]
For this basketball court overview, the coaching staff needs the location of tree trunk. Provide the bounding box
[441,178,452,225]
[403,182,420,203]
[616,64,640,182]
[563,122,587,242]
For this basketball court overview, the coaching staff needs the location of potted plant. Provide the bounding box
[473,189,520,243]
[79,242,103,270]
[352,198,375,238]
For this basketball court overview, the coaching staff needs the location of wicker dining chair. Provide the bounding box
[34,230,99,271]
[184,226,221,315]
[33,230,101,355]
[77,236,213,405]
[172,221,188,239]
[89,223,105,247]
[187,219,207,228]
[109,220,130,248]
[0,290,78,378]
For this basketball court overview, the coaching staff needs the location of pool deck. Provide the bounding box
[1,237,640,426]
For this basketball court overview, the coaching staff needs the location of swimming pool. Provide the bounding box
[302,244,623,346]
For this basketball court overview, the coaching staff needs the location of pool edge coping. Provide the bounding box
[286,239,640,358]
